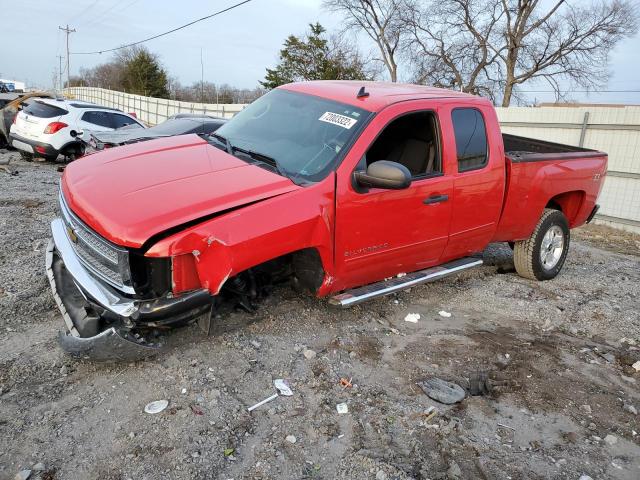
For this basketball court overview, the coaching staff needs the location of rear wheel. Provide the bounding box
[514,208,570,281]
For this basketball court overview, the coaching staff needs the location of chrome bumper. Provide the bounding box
[47,218,212,361]
[49,218,137,318]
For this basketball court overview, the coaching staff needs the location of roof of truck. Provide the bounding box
[280,80,481,112]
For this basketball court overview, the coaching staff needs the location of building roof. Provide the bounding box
[280,80,481,112]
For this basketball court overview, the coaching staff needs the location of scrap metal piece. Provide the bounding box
[58,328,160,362]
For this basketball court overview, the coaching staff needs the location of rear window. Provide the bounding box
[24,101,67,118]
[451,108,488,172]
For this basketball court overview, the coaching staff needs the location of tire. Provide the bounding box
[19,151,34,161]
[514,208,570,281]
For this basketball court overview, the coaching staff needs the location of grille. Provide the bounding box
[59,191,132,292]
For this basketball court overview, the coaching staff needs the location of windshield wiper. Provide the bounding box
[209,133,232,154]
[208,134,287,178]
[232,146,287,177]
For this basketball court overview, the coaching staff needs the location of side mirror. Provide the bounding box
[354,160,412,190]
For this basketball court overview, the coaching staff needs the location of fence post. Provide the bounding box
[579,111,590,147]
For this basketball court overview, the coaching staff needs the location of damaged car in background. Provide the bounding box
[47,81,607,361]
[82,114,227,154]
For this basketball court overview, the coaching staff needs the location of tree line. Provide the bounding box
[69,0,638,107]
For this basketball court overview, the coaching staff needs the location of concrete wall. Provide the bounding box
[496,105,640,233]
[65,87,639,233]
[65,87,246,124]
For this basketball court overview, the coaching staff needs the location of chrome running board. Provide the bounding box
[329,257,483,308]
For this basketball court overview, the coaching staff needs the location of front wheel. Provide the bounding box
[514,208,570,281]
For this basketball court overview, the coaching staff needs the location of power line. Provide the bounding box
[71,0,255,55]
[82,0,140,30]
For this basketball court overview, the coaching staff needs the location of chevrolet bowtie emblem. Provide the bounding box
[67,225,78,243]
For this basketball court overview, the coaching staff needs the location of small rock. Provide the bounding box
[603,434,617,446]
[285,435,297,444]
[578,476,593,480]
[588,422,597,431]
[569,326,578,335]
[446,460,462,479]
[438,310,452,318]
[349,351,357,358]
[404,313,420,323]
[632,360,640,372]
[623,403,637,415]
[32,463,45,472]
[60,365,68,375]
[302,349,316,360]
[580,404,592,415]
[250,340,261,348]
[376,470,388,480]
[417,378,466,404]
[14,471,31,480]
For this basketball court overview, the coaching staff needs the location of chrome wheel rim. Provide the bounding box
[540,225,564,270]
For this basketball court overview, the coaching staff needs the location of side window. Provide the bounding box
[111,113,138,129]
[363,111,441,178]
[451,108,488,172]
[82,111,113,128]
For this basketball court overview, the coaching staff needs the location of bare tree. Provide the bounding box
[323,0,404,82]
[403,0,638,105]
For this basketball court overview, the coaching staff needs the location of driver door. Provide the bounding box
[333,102,453,291]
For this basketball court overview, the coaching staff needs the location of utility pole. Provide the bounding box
[56,55,64,91]
[58,25,76,89]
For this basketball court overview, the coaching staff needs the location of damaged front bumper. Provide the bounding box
[46,218,212,361]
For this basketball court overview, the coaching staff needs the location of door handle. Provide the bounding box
[423,194,449,205]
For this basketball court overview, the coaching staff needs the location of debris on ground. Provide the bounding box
[302,348,317,359]
[603,434,618,446]
[633,360,640,372]
[438,310,452,318]
[404,313,420,323]
[247,378,293,412]
[340,377,353,389]
[144,399,169,414]
[14,470,31,480]
[423,406,437,422]
[336,403,349,414]
[417,377,466,404]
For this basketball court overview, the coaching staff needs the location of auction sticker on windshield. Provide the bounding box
[319,112,358,129]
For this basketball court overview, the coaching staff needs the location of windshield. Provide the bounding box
[213,89,371,183]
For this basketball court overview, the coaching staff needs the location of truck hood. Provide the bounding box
[62,134,300,248]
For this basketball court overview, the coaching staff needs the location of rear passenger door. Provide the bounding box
[440,103,505,261]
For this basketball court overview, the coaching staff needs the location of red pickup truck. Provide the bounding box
[46,81,607,360]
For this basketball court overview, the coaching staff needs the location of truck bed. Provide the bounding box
[493,134,607,242]
[503,133,604,162]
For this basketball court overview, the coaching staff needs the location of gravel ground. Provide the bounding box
[0,149,639,480]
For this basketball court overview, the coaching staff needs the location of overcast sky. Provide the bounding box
[1,0,639,104]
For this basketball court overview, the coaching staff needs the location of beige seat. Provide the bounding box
[388,139,435,176]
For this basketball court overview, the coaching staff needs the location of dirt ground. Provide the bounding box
[0,149,639,480]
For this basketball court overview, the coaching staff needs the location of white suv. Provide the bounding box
[9,98,144,161]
